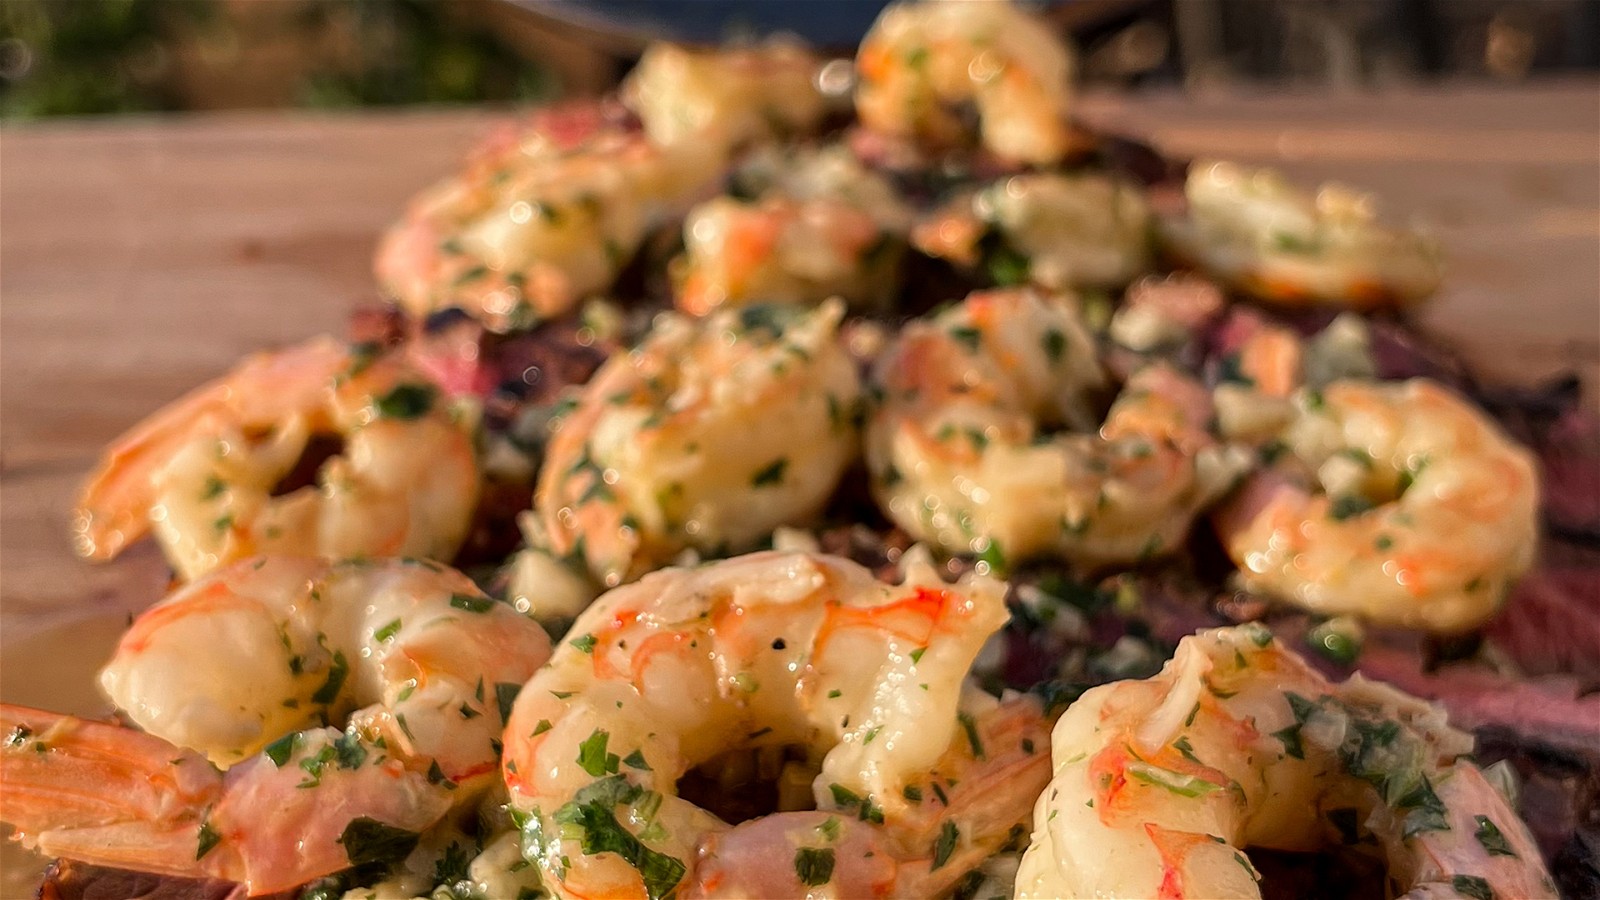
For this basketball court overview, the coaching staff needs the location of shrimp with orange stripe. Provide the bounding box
[1213,378,1539,632]
[866,287,1251,568]
[1161,159,1444,309]
[673,145,913,316]
[534,301,862,589]
[855,0,1076,165]
[501,549,1052,899]
[375,101,724,331]
[1016,624,1557,899]
[72,337,480,582]
[0,556,552,894]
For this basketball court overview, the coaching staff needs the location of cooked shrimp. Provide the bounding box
[500,549,1053,899]
[1016,624,1557,899]
[624,41,830,150]
[73,338,480,581]
[376,104,724,331]
[1207,310,1306,445]
[1161,159,1444,309]
[535,301,862,587]
[855,0,1075,165]
[1214,378,1539,632]
[866,288,1250,567]
[1107,274,1226,354]
[674,146,913,316]
[2,556,553,894]
[912,172,1153,290]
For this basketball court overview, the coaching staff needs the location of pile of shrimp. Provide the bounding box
[5,0,1575,897]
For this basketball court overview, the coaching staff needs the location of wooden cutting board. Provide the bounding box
[0,81,1595,889]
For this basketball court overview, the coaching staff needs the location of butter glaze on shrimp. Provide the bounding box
[1162,159,1443,309]
[913,172,1153,291]
[1214,378,1539,632]
[375,102,724,330]
[536,301,862,587]
[2,556,552,894]
[1017,625,1556,899]
[674,145,914,316]
[73,337,479,581]
[624,41,831,151]
[855,0,1076,165]
[866,288,1249,567]
[501,549,1052,899]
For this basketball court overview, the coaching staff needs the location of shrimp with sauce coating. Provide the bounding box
[1214,378,1539,632]
[375,102,723,331]
[1161,159,1443,309]
[855,0,1076,165]
[536,301,862,587]
[1,556,553,894]
[501,549,1053,899]
[867,288,1250,568]
[623,40,832,151]
[1017,624,1556,899]
[913,172,1153,291]
[74,337,479,581]
[674,145,914,316]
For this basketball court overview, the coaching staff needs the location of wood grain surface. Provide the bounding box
[0,80,1596,888]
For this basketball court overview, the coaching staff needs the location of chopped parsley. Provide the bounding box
[496,682,523,722]
[1042,328,1066,363]
[195,821,221,860]
[551,776,686,900]
[311,651,349,705]
[1328,494,1375,520]
[932,821,960,870]
[948,325,983,351]
[374,383,437,420]
[263,733,296,767]
[1125,761,1222,797]
[577,730,621,777]
[1473,815,1517,857]
[794,847,835,886]
[337,817,420,866]
[449,593,496,614]
[373,618,402,643]
[751,458,788,487]
[1452,875,1495,900]
[957,712,985,759]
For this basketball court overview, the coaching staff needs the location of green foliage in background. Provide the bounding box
[295,0,553,108]
[0,0,212,117]
[0,0,553,119]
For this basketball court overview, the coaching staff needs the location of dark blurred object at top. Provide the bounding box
[1,0,1597,119]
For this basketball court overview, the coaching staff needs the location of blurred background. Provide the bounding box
[1,0,1597,120]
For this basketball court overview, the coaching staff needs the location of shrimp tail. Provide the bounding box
[0,705,227,879]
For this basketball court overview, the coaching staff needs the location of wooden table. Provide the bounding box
[0,81,1596,887]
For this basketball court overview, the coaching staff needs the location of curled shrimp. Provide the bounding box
[501,549,1053,899]
[623,40,831,151]
[1016,624,1556,899]
[855,0,1075,165]
[73,337,480,581]
[674,146,914,316]
[866,288,1250,567]
[1161,159,1444,309]
[375,102,724,331]
[2,556,552,894]
[913,172,1153,291]
[535,301,861,587]
[1214,378,1539,632]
